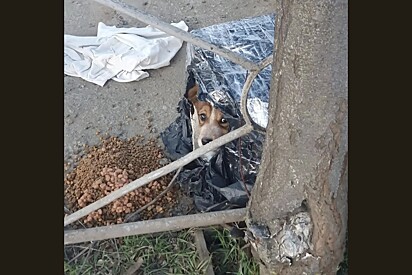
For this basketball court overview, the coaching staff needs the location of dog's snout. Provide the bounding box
[201,138,213,145]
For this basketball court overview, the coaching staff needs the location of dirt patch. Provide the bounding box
[64,134,193,228]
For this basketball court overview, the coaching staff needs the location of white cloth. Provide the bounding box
[64,21,188,86]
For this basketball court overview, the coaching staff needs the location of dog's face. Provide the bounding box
[187,84,230,160]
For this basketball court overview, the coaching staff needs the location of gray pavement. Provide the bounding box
[64,0,275,163]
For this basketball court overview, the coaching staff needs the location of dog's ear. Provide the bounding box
[187,84,199,104]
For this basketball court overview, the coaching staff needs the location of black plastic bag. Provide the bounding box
[161,14,275,211]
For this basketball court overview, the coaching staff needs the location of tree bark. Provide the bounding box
[247,0,348,274]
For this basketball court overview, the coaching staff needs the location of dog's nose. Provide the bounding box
[201,138,213,145]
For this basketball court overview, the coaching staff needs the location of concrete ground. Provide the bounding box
[64,0,275,164]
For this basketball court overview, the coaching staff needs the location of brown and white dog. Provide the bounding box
[187,84,230,160]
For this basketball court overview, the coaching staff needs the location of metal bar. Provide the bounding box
[65,208,247,244]
[64,124,253,226]
[91,0,260,71]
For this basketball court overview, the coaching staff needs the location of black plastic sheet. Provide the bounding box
[161,14,275,212]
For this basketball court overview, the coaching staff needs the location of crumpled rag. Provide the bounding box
[64,21,188,86]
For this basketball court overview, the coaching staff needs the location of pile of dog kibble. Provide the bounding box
[64,135,177,228]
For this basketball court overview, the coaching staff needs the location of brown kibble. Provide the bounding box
[64,136,176,228]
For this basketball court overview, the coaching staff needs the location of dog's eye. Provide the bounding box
[220,118,227,124]
[199,114,207,121]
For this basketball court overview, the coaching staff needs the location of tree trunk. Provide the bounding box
[246,0,348,274]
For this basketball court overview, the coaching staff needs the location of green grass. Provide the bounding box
[207,228,259,275]
[64,227,259,275]
[64,230,208,275]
